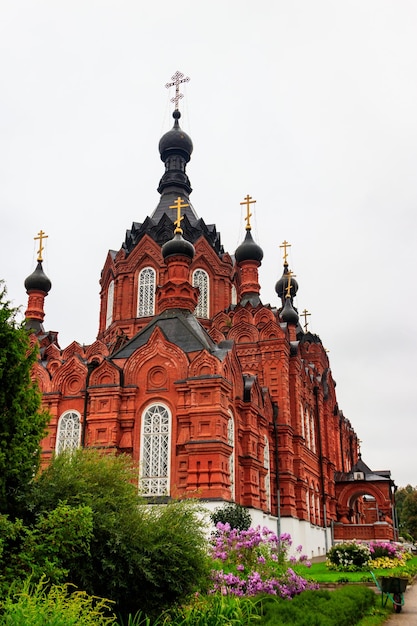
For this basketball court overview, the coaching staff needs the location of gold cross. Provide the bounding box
[34,229,48,262]
[285,270,296,298]
[279,240,291,265]
[301,309,311,332]
[165,71,190,110]
[169,196,189,234]
[240,194,256,230]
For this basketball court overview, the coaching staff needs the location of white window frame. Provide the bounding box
[139,403,171,496]
[138,267,156,317]
[193,268,209,318]
[106,279,114,329]
[55,410,81,454]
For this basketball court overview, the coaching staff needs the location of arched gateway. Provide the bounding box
[334,456,397,542]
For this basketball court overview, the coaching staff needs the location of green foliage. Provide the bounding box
[210,502,252,531]
[0,576,117,625]
[0,503,93,595]
[259,585,376,626]
[0,283,49,518]
[326,541,371,571]
[401,488,417,539]
[30,449,211,617]
[164,594,261,625]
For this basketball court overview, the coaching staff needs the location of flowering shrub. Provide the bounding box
[369,541,411,569]
[326,541,371,571]
[210,523,318,598]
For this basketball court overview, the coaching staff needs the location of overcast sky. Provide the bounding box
[1,1,416,488]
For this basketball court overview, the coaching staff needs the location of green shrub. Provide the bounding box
[0,577,116,625]
[210,502,252,531]
[259,585,376,625]
[30,449,211,618]
[326,541,371,571]
[0,503,93,595]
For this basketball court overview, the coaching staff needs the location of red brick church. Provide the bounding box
[24,73,397,556]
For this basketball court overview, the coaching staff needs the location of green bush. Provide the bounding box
[30,449,211,618]
[0,503,93,595]
[0,577,116,625]
[259,585,376,625]
[326,541,371,571]
[210,502,252,531]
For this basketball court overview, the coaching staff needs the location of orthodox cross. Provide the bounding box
[169,196,189,234]
[165,71,190,110]
[285,270,296,298]
[301,309,311,332]
[240,194,256,230]
[34,229,48,262]
[279,240,291,265]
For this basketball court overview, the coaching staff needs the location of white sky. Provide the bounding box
[1,1,416,488]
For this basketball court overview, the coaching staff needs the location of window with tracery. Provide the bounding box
[193,269,209,318]
[106,280,114,328]
[228,414,235,499]
[139,404,171,496]
[138,267,156,317]
[56,411,81,454]
[264,435,271,511]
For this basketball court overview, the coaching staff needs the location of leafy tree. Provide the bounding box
[396,485,417,540]
[211,502,252,531]
[401,489,417,540]
[31,449,211,618]
[0,283,49,517]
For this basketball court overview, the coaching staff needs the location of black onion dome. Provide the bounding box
[24,261,52,294]
[159,111,193,163]
[162,232,195,260]
[275,265,298,299]
[280,296,299,325]
[235,230,264,264]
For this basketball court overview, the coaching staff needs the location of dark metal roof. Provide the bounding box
[111,309,231,361]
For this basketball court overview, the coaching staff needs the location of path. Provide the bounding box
[382,580,417,625]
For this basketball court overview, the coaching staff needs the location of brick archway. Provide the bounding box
[334,480,395,542]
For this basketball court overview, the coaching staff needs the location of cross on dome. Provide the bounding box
[34,229,48,262]
[240,194,256,230]
[279,240,291,265]
[169,196,189,234]
[301,309,311,332]
[165,71,190,111]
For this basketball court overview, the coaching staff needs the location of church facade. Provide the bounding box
[24,76,397,556]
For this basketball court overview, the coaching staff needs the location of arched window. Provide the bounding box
[55,411,81,454]
[300,403,305,439]
[228,413,235,500]
[138,267,156,317]
[231,284,237,306]
[310,411,316,453]
[139,403,171,496]
[264,435,271,511]
[305,407,311,449]
[106,280,114,328]
[193,269,209,318]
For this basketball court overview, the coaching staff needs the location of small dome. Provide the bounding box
[280,296,299,325]
[159,111,193,163]
[275,265,298,299]
[24,261,51,294]
[162,232,195,260]
[235,230,264,264]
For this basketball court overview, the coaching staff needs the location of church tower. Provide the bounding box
[26,72,397,555]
